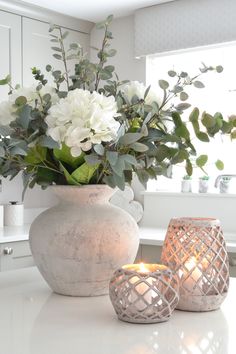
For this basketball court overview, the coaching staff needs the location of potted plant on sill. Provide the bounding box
[0,15,235,296]
[199,175,210,193]
[181,175,192,193]
[219,176,231,193]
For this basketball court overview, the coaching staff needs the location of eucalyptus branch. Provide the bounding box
[58,27,70,90]
[94,25,108,91]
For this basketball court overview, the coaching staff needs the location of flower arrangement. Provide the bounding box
[0,15,235,195]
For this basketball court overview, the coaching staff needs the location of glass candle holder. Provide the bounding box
[109,263,179,324]
[161,217,230,312]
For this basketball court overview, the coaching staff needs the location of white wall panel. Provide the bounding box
[22,18,90,87]
[0,10,21,99]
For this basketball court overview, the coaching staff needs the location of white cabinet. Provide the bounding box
[0,10,22,99]
[0,241,34,271]
[22,18,90,86]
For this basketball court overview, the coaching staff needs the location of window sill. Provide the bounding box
[142,191,236,198]
[139,227,236,253]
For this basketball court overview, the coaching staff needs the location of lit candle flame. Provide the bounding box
[138,262,149,273]
[185,257,197,271]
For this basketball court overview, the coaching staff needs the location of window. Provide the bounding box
[146,43,236,192]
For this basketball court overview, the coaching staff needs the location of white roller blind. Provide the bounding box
[135,0,236,57]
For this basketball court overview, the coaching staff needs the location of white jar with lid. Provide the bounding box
[4,201,24,226]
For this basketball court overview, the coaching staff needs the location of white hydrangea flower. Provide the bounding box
[0,101,15,126]
[0,84,59,127]
[9,84,59,107]
[119,81,162,106]
[46,89,120,157]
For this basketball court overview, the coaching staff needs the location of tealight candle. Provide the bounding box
[128,263,156,309]
[109,263,179,324]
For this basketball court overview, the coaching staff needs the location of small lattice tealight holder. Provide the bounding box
[109,263,179,324]
[161,217,230,312]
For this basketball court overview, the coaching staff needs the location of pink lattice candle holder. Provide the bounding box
[161,217,230,312]
[109,263,179,324]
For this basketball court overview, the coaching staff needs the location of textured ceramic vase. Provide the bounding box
[29,185,139,297]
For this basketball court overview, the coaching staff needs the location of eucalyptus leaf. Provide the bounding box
[119,132,143,145]
[106,151,118,166]
[196,155,208,167]
[40,136,59,149]
[53,53,62,60]
[70,43,79,50]
[0,146,5,157]
[10,146,27,156]
[94,144,105,156]
[18,105,31,129]
[113,172,125,190]
[107,49,117,57]
[0,125,13,137]
[196,132,210,142]
[193,81,205,88]
[84,154,101,166]
[15,96,27,106]
[186,159,193,176]
[189,108,199,122]
[168,70,176,77]
[51,47,62,52]
[130,142,149,152]
[158,80,169,90]
[202,112,215,128]
[102,175,116,188]
[0,74,11,85]
[111,156,126,176]
[176,103,191,111]
[215,159,224,170]
[216,65,223,73]
[180,92,189,101]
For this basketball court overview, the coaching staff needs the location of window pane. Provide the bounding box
[146,44,236,191]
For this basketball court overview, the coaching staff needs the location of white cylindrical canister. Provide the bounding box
[4,202,24,226]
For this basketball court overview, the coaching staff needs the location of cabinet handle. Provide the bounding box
[3,247,13,255]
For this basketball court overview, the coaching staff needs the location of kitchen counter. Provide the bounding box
[0,224,30,243]
[0,267,235,354]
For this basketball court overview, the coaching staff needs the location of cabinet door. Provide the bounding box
[0,241,34,271]
[0,11,22,100]
[22,18,90,87]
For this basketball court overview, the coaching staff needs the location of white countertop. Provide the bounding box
[0,267,235,354]
[1,224,236,253]
[0,224,30,243]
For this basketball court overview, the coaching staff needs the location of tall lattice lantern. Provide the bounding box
[161,217,229,312]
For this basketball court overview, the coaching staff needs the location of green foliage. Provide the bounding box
[71,162,100,184]
[54,144,84,169]
[196,155,208,168]
[0,15,234,194]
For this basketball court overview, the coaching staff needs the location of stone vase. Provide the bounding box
[29,185,139,296]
